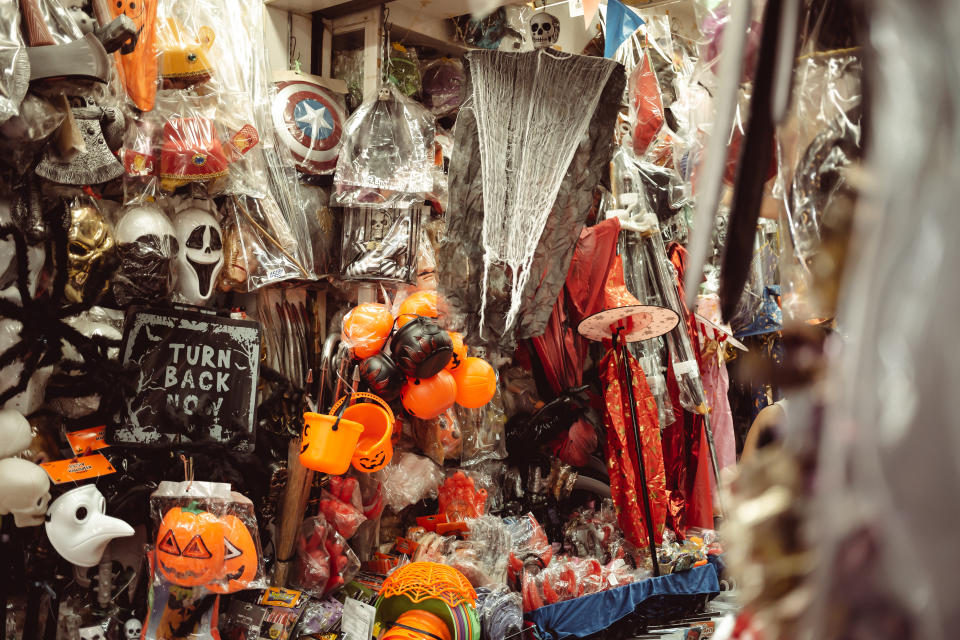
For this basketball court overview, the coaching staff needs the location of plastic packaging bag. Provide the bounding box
[438,470,488,520]
[293,516,360,596]
[377,452,444,513]
[220,194,309,292]
[457,387,508,465]
[340,205,422,283]
[112,202,179,306]
[318,489,366,540]
[420,58,467,118]
[333,84,435,208]
[149,481,267,595]
[0,1,27,125]
[475,586,522,640]
[388,43,421,97]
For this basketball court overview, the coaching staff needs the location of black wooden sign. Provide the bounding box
[112,306,261,451]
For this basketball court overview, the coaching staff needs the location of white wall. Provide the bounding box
[265,6,313,72]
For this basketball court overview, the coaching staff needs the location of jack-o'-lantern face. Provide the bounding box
[206,514,257,593]
[156,504,224,586]
[355,450,387,472]
[113,0,145,26]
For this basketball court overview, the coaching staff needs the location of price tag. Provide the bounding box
[341,598,376,640]
[569,0,584,17]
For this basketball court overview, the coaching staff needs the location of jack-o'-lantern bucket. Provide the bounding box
[299,398,365,475]
[329,393,394,473]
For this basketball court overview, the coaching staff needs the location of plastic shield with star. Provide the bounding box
[272,80,347,176]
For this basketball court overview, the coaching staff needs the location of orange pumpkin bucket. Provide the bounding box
[382,609,452,640]
[328,392,394,473]
[299,397,365,475]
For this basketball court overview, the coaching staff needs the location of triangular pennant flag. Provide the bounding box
[604,0,645,59]
[583,0,600,28]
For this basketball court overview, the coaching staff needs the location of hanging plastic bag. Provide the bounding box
[420,58,467,118]
[333,84,435,208]
[340,205,422,283]
[629,47,665,158]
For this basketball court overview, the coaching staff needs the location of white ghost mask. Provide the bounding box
[78,624,106,640]
[173,207,223,305]
[0,458,50,527]
[45,485,134,567]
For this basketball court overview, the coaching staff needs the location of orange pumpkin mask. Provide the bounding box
[156,504,224,587]
[206,514,258,593]
[110,0,158,111]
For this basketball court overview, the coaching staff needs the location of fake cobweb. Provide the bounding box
[468,49,615,335]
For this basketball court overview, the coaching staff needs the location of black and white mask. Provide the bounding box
[114,205,179,305]
[173,207,223,306]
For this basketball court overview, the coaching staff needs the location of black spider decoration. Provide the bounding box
[0,205,123,409]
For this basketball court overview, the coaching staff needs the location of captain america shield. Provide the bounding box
[272,80,346,175]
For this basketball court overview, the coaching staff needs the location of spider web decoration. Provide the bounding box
[468,49,616,336]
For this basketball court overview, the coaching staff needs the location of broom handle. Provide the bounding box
[273,439,314,586]
[19,0,56,47]
[90,0,111,27]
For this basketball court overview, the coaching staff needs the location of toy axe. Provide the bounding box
[20,0,110,84]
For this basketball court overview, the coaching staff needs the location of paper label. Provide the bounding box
[123,149,155,176]
[41,454,115,483]
[259,587,304,608]
[341,598,376,640]
[569,0,584,17]
[66,425,108,456]
[231,124,260,156]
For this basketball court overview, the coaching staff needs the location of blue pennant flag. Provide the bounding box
[604,0,645,59]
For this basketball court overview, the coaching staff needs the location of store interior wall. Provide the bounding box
[266,6,313,72]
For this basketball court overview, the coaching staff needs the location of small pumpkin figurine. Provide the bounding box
[156,503,225,587]
[206,514,258,594]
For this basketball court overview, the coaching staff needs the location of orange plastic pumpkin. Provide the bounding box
[401,371,457,419]
[452,357,497,408]
[397,290,439,327]
[206,514,258,594]
[444,332,467,372]
[342,303,394,359]
[156,504,225,587]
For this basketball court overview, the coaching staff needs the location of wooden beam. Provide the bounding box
[316,0,385,19]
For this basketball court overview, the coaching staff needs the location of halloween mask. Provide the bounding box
[0,458,50,527]
[45,485,134,566]
[65,202,116,304]
[0,408,32,458]
[78,625,106,640]
[173,207,223,305]
[206,514,258,593]
[158,19,215,89]
[114,204,179,305]
[530,12,559,48]
[156,504,225,586]
[110,0,158,111]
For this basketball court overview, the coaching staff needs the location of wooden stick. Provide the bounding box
[232,195,309,278]
[273,438,314,586]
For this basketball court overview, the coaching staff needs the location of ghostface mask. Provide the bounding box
[45,485,134,567]
[173,207,223,305]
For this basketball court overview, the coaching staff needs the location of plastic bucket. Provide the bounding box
[338,392,395,473]
[299,401,365,475]
[382,610,452,640]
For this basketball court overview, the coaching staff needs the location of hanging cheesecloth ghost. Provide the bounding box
[468,49,616,337]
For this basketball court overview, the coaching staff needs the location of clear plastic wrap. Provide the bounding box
[0,2,27,125]
[505,513,554,586]
[474,586,522,640]
[297,184,341,278]
[376,452,444,513]
[318,488,366,540]
[333,84,436,208]
[293,516,360,597]
[438,470,488,520]
[628,47,665,158]
[149,481,267,595]
[340,205,422,283]
[420,58,467,118]
[388,43,421,97]
[220,194,309,292]
[112,202,178,306]
[457,386,508,465]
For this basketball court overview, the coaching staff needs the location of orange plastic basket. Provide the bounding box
[329,392,395,473]
[379,562,477,610]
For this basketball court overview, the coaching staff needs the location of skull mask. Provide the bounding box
[65,203,115,304]
[173,207,223,305]
[369,211,390,243]
[124,618,142,640]
[0,458,50,527]
[530,12,559,48]
[79,624,106,640]
[114,205,179,305]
